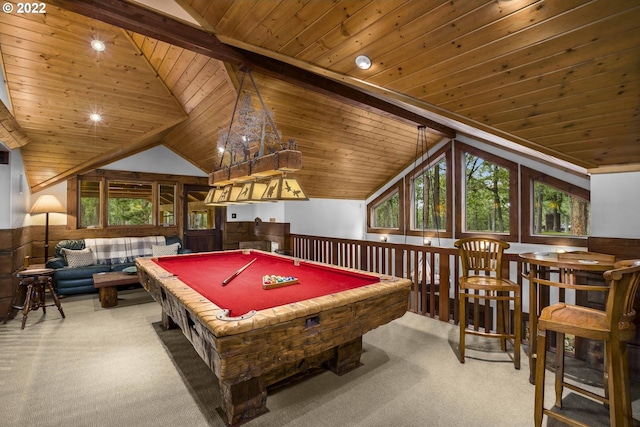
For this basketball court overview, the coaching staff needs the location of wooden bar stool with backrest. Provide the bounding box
[534,260,640,427]
[455,237,521,369]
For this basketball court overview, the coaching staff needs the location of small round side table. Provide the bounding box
[3,268,65,329]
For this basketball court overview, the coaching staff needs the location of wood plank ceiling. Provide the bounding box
[1,0,639,199]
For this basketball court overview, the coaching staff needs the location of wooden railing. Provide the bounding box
[290,234,523,326]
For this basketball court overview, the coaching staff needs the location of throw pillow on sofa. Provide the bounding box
[152,242,180,257]
[62,248,95,268]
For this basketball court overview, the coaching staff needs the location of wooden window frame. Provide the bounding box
[404,142,453,238]
[520,166,590,246]
[67,169,207,232]
[367,179,404,235]
[455,142,518,241]
[106,179,155,227]
[158,182,177,227]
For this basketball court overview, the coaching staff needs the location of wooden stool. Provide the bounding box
[455,237,522,369]
[3,268,65,329]
[534,260,640,427]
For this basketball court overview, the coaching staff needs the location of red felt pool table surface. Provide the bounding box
[153,250,380,317]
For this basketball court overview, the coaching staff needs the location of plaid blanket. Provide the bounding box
[84,236,165,265]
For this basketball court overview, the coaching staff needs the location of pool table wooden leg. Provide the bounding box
[327,336,363,375]
[161,311,177,330]
[220,376,268,425]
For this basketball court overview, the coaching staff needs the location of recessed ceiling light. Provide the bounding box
[90,113,102,122]
[91,39,106,52]
[355,55,372,70]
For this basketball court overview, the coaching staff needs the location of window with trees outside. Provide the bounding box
[77,175,177,229]
[159,184,176,226]
[521,166,590,245]
[455,144,517,240]
[79,180,101,228]
[404,142,452,238]
[367,181,403,234]
[412,157,446,230]
[373,191,399,229]
[532,182,590,236]
[108,181,153,226]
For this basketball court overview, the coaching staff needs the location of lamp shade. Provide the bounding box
[30,195,65,214]
[217,185,244,204]
[236,181,269,203]
[261,176,309,201]
[204,188,227,206]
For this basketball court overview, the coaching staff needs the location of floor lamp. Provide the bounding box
[30,195,65,263]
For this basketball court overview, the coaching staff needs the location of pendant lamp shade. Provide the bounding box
[261,176,309,201]
[236,181,269,203]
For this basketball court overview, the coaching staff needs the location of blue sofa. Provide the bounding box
[45,236,189,295]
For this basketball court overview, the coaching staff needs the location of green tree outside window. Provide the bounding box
[107,181,153,226]
[413,158,446,230]
[533,181,590,236]
[464,154,510,233]
[372,191,399,228]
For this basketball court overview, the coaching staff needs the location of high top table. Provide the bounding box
[519,251,615,384]
[4,267,65,329]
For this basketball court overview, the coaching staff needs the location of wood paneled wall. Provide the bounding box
[589,236,640,381]
[0,227,32,320]
[588,237,640,260]
[225,220,290,252]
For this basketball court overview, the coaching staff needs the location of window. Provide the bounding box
[373,191,399,229]
[532,182,590,236]
[367,181,403,234]
[159,184,176,226]
[464,154,510,232]
[107,181,153,226]
[412,157,446,230]
[79,179,102,228]
[405,142,452,238]
[455,143,518,240]
[74,172,180,229]
[186,189,216,230]
[521,166,590,245]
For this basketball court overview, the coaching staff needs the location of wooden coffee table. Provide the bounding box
[92,270,140,308]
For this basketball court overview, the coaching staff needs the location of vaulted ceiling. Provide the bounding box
[1,0,638,199]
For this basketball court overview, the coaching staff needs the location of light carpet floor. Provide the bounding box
[1,289,638,426]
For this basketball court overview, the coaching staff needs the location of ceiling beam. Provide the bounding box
[0,102,30,149]
[46,0,455,138]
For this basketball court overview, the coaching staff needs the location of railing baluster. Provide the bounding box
[289,234,519,329]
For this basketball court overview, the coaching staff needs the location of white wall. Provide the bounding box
[591,171,640,238]
[102,145,207,176]
[284,199,365,239]
[0,144,12,229]
[0,143,30,229]
[225,202,285,223]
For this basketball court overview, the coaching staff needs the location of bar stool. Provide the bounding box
[534,260,640,427]
[455,237,521,369]
[3,267,65,329]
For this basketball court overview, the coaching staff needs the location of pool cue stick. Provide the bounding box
[222,258,257,286]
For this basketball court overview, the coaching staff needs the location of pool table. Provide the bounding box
[136,249,411,425]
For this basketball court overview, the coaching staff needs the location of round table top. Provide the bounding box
[519,251,615,272]
[17,267,55,277]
